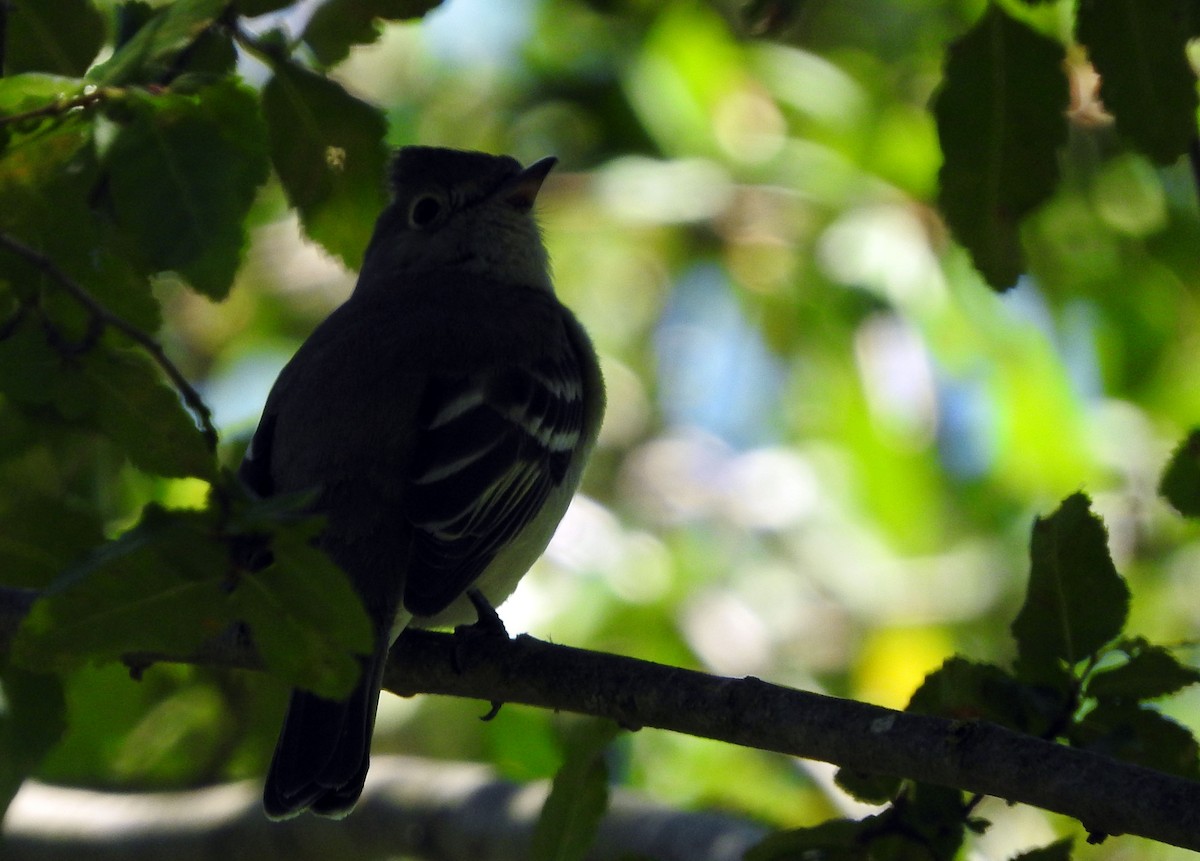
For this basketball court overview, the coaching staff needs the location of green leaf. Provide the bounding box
[303,0,445,66]
[907,656,1066,736]
[1011,493,1130,683]
[877,783,966,861]
[1012,838,1074,861]
[90,0,228,86]
[0,321,68,408]
[76,345,216,480]
[230,519,373,699]
[0,325,212,482]
[0,73,85,116]
[0,117,160,331]
[1159,429,1200,517]
[531,720,620,861]
[0,667,66,819]
[833,767,901,805]
[1070,703,1200,779]
[0,495,104,589]
[261,61,389,269]
[933,5,1068,290]
[4,0,106,76]
[104,81,270,298]
[1086,640,1200,702]
[1076,0,1198,165]
[12,505,233,671]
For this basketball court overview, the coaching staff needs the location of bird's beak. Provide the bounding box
[503,156,558,209]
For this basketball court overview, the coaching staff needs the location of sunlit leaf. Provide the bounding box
[1077,0,1198,165]
[1011,493,1130,683]
[934,5,1068,289]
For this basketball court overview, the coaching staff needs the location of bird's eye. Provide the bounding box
[408,195,444,228]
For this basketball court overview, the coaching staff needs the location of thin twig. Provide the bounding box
[0,231,218,449]
[0,89,113,127]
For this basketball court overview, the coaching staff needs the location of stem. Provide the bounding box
[0,89,113,127]
[0,231,218,450]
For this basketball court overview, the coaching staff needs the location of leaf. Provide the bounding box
[833,767,901,805]
[303,0,445,66]
[0,667,66,820]
[0,117,160,331]
[907,656,1067,737]
[261,61,389,269]
[4,0,105,76]
[1011,493,1130,683]
[104,81,270,298]
[877,783,966,861]
[0,495,104,589]
[90,0,229,86]
[531,720,620,861]
[230,519,373,699]
[0,73,85,116]
[1070,703,1200,779]
[1011,838,1074,861]
[0,321,68,407]
[1076,0,1198,165]
[12,505,234,671]
[77,345,216,480]
[933,5,1068,290]
[1086,641,1200,702]
[1159,429,1200,517]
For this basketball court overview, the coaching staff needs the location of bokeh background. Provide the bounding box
[23,0,1200,857]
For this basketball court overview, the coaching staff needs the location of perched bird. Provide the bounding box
[239,147,605,820]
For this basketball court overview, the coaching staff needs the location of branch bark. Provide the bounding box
[3,586,1200,851]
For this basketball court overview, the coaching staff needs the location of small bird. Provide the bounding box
[239,147,605,820]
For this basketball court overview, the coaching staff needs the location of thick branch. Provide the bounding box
[2,586,1200,850]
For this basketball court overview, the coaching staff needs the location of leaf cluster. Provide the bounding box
[934,2,1198,290]
[751,460,1200,860]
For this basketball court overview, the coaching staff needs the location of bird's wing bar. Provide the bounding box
[403,354,584,617]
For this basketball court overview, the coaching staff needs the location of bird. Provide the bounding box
[238,147,605,820]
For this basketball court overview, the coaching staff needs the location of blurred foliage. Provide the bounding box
[0,0,1199,858]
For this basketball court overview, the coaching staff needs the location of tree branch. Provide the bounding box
[0,231,219,450]
[4,757,765,861]
[2,585,1200,850]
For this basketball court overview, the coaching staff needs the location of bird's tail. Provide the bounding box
[262,641,388,820]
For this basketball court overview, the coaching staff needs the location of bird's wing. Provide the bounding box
[402,352,585,617]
